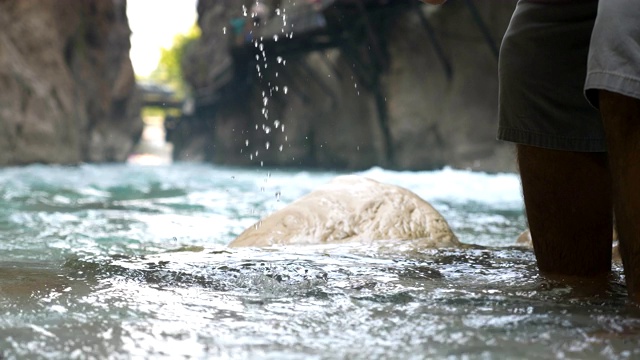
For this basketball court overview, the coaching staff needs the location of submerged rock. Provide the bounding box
[229,175,460,248]
[516,229,621,263]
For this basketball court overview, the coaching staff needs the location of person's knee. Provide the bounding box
[600,91,640,115]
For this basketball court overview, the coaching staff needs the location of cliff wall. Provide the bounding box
[182,0,517,172]
[0,0,141,165]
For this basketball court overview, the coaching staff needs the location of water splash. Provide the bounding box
[3,242,636,358]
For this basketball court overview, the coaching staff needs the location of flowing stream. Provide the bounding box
[0,163,638,359]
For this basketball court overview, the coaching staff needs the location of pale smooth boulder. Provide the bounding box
[229,175,460,248]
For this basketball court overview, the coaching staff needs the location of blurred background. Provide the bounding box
[0,0,518,172]
[10,4,640,358]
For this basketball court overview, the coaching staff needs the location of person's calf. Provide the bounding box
[600,90,640,301]
[517,144,613,277]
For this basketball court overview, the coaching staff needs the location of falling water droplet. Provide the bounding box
[265,141,270,149]
[279,144,283,151]
[274,120,280,128]
[245,139,249,146]
[223,27,227,34]
[275,191,281,201]
[273,35,279,42]
[277,56,283,63]
[283,86,288,94]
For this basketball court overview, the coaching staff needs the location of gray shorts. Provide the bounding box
[498,0,640,152]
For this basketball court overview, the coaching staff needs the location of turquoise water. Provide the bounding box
[0,163,638,359]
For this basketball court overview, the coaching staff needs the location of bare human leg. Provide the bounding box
[517,144,613,277]
[599,90,640,301]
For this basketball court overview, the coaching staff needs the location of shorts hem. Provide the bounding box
[497,127,607,152]
[585,71,640,108]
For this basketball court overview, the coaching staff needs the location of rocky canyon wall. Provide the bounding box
[182,0,517,172]
[0,0,141,165]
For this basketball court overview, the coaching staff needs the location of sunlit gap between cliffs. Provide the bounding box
[126,0,198,166]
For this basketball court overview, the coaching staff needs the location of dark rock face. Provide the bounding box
[385,1,517,172]
[0,0,141,165]
[183,0,517,172]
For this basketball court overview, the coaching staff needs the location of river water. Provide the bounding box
[0,163,638,359]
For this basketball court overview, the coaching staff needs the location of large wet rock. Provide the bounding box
[0,0,141,165]
[229,175,460,248]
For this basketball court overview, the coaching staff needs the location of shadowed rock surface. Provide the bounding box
[182,0,517,172]
[0,0,141,165]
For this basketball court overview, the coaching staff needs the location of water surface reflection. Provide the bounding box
[0,164,638,358]
[2,246,639,359]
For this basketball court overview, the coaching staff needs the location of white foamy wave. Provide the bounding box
[249,166,522,209]
[357,167,522,207]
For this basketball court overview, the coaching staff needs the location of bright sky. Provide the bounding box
[127,0,198,77]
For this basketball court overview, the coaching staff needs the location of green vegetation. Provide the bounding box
[141,106,182,118]
[147,24,200,98]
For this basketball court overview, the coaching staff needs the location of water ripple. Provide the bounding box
[1,164,639,359]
